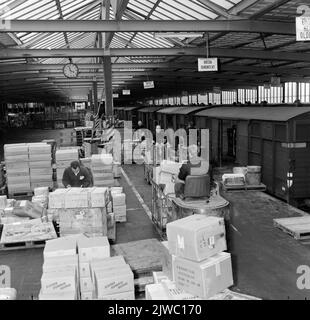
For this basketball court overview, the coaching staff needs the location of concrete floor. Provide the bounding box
[1,128,310,300]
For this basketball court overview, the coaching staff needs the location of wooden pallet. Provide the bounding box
[222,182,266,192]
[274,216,310,240]
[0,240,46,251]
[8,190,33,199]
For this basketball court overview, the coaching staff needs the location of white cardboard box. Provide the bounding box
[80,277,94,293]
[173,252,233,299]
[48,189,69,209]
[95,265,134,297]
[40,267,77,294]
[111,193,126,206]
[145,283,170,300]
[43,255,78,272]
[167,215,227,262]
[39,290,77,300]
[90,256,126,280]
[78,236,110,262]
[90,188,108,208]
[79,262,91,278]
[65,188,89,209]
[98,291,135,300]
[43,237,78,259]
[81,291,93,300]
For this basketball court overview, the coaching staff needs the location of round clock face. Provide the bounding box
[63,63,79,79]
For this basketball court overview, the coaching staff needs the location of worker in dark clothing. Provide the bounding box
[62,161,93,188]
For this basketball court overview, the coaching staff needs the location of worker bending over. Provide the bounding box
[62,161,93,188]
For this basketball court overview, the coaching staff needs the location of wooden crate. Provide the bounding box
[274,216,310,240]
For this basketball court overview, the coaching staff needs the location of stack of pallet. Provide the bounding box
[91,154,114,187]
[163,215,233,299]
[111,188,127,223]
[77,236,110,300]
[4,144,31,196]
[92,256,135,300]
[39,236,81,300]
[56,149,79,188]
[28,143,53,191]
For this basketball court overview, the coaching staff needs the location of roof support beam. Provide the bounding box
[1,48,310,62]
[229,0,260,15]
[0,20,295,35]
[197,0,236,18]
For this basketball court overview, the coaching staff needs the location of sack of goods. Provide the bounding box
[163,215,233,299]
[91,154,114,187]
[56,149,79,188]
[4,144,31,195]
[78,236,110,300]
[111,191,126,223]
[32,187,50,209]
[91,256,135,300]
[28,143,53,191]
[40,235,84,300]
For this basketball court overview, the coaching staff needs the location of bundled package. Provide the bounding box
[166,215,227,262]
[111,192,126,223]
[91,154,114,187]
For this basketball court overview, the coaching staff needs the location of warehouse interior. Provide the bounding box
[1,0,310,301]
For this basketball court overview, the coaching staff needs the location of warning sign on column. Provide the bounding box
[296,17,310,41]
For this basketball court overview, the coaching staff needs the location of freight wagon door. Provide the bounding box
[236,121,248,166]
[262,140,274,193]
[274,142,289,201]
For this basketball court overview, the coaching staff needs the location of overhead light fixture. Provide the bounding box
[154,32,204,39]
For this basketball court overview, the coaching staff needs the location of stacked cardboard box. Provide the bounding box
[113,162,121,178]
[32,187,50,209]
[111,189,127,223]
[91,154,114,187]
[48,188,109,238]
[56,149,79,188]
[78,236,110,300]
[39,236,82,300]
[4,144,31,195]
[91,256,135,300]
[28,143,53,191]
[166,215,233,299]
[123,140,132,163]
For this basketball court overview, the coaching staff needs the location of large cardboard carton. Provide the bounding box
[79,262,91,278]
[78,236,110,262]
[39,290,77,300]
[111,193,126,206]
[65,188,89,208]
[43,237,78,259]
[48,189,69,209]
[173,252,233,299]
[95,265,134,297]
[161,280,201,300]
[167,215,227,262]
[90,188,108,208]
[56,149,79,161]
[43,255,78,272]
[80,277,93,293]
[40,267,77,294]
[145,283,170,300]
[90,256,126,280]
[98,291,135,300]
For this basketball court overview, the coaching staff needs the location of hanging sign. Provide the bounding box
[143,81,155,89]
[122,90,131,95]
[198,58,218,72]
[271,76,281,87]
[296,16,310,41]
[113,94,119,98]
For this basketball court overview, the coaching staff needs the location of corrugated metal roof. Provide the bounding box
[171,106,208,115]
[157,107,184,114]
[123,106,141,111]
[195,107,310,121]
[139,106,163,113]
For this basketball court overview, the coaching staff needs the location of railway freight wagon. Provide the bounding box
[195,106,310,205]
[137,106,163,132]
